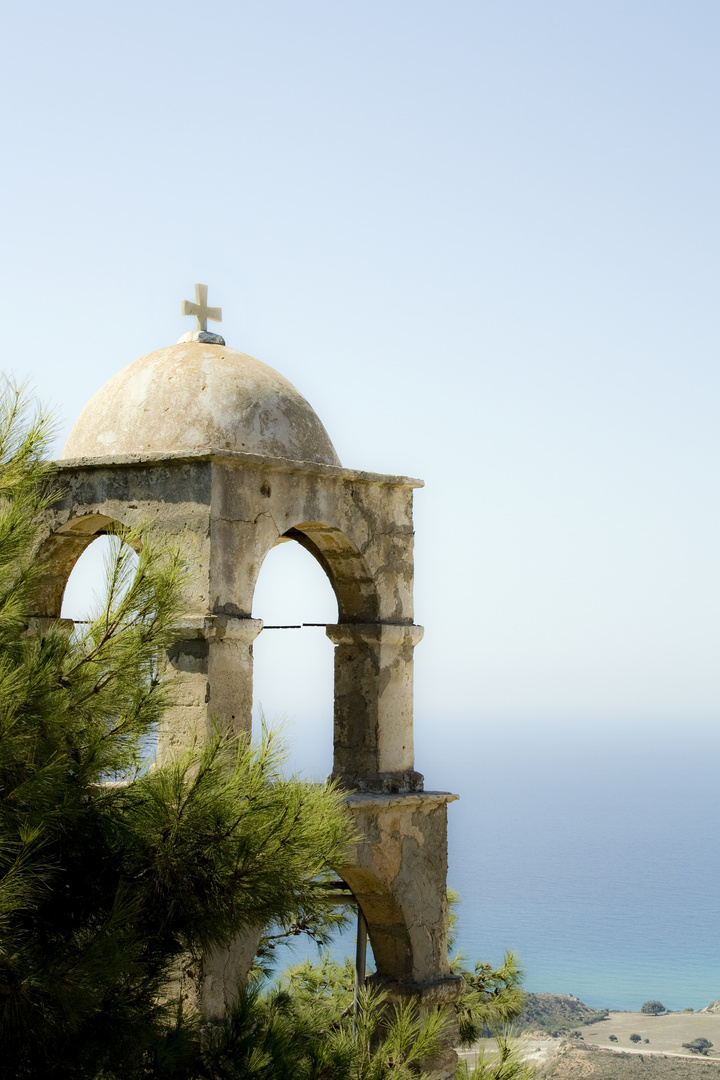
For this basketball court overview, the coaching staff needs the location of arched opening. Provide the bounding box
[334,865,413,982]
[252,538,338,779]
[251,538,363,973]
[59,530,153,759]
[283,524,379,623]
[60,534,140,623]
[251,533,401,982]
[34,514,134,619]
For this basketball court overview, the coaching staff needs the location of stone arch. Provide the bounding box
[33,513,138,618]
[281,523,379,623]
[335,865,414,982]
[250,535,336,769]
[250,522,397,787]
[241,520,422,793]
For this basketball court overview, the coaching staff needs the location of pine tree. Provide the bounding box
[0,385,352,1079]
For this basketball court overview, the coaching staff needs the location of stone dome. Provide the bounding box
[61,341,341,466]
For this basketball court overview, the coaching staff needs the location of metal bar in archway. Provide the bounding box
[322,881,368,1030]
[353,908,368,1032]
[261,623,330,629]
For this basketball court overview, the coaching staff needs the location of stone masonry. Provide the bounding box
[34,313,461,1075]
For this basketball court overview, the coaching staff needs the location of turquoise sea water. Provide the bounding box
[439,716,720,1012]
[281,714,719,1012]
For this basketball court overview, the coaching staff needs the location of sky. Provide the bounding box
[3,1,720,789]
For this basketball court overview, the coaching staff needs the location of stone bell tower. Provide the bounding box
[35,288,461,1075]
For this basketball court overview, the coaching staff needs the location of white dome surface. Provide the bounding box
[62,342,341,466]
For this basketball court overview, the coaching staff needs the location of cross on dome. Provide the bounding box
[181,284,222,332]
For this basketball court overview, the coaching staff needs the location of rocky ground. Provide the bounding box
[535,1045,720,1079]
[515,993,609,1035]
[458,1004,720,1077]
[570,1009,720,1057]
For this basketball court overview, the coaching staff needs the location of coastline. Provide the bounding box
[458,1005,720,1075]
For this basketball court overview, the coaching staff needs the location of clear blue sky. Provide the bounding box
[3,2,720,781]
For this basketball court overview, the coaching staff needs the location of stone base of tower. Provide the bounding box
[370,975,465,1079]
[337,790,460,1077]
[340,791,459,983]
[179,789,461,1073]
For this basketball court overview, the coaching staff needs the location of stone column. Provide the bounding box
[159,616,263,760]
[340,791,463,1080]
[159,615,264,1019]
[326,623,424,792]
[372,978,464,1080]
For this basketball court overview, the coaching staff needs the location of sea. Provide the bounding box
[278,711,720,1013]
[441,715,720,1013]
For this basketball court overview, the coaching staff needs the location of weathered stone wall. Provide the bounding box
[36,447,460,1078]
[40,450,425,785]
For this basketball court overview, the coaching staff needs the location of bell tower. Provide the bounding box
[36,288,462,1077]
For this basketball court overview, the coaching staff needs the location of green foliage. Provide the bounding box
[275,949,534,1079]
[608,1035,618,1042]
[447,886,460,950]
[629,1033,641,1043]
[448,891,528,1047]
[457,1037,537,1080]
[511,993,605,1036]
[583,1008,609,1024]
[452,952,527,1045]
[197,979,450,1080]
[683,1037,713,1055]
[640,1000,666,1015]
[0,385,353,1078]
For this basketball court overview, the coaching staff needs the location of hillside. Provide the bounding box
[514,993,609,1035]
[536,1046,720,1079]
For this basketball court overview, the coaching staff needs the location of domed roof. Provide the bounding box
[61,341,341,466]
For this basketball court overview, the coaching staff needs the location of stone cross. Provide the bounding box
[181,284,222,332]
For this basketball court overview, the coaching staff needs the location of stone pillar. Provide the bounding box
[159,616,263,760]
[340,791,463,1080]
[158,615,264,1019]
[326,623,424,792]
[372,978,463,1080]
